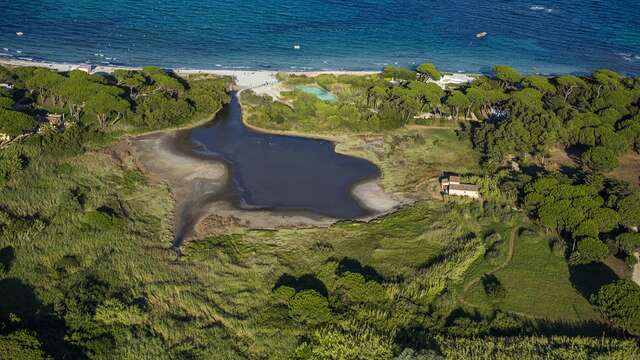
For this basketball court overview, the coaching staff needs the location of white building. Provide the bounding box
[440,175,480,199]
[75,64,94,74]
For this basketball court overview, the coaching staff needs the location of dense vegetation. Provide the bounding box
[242,63,460,133]
[458,66,640,337]
[0,65,231,359]
[1,61,640,359]
[239,63,640,358]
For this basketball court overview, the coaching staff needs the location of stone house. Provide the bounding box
[440,174,480,199]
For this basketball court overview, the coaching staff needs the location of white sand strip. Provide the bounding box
[0,57,474,97]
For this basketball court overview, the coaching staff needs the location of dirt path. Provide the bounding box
[458,227,518,306]
[407,124,461,131]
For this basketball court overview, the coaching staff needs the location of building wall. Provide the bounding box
[449,189,480,199]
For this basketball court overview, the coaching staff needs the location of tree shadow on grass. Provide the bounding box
[444,308,485,328]
[394,325,441,355]
[445,307,621,337]
[0,246,16,272]
[569,262,619,301]
[273,273,328,297]
[533,318,622,337]
[0,277,82,359]
[336,257,383,283]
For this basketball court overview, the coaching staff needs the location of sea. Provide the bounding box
[1,0,639,74]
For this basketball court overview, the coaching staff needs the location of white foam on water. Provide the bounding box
[614,52,637,62]
[530,5,552,12]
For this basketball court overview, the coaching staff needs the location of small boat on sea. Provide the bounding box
[476,32,487,39]
[293,44,301,50]
[16,32,24,36]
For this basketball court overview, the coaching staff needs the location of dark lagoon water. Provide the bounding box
[1,0,639,74]
[190,93,379,218]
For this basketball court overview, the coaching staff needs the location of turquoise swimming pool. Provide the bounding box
[297,85,337,101]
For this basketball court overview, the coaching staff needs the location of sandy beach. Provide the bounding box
[0,57,473,100]
[0,57,382,99]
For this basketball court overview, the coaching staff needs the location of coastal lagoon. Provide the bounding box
[189,93,379,218]
[1,0,639,74]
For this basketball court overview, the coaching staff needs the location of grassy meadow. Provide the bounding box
[461,228,603,321]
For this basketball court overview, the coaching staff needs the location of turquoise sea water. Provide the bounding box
[298,85,337,101]
[1,0,639,74]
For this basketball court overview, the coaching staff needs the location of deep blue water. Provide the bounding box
[190,93,379,218]
[1,0,639,74]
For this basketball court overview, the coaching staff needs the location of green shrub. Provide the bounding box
[484,246,503,265]
[273,286,296,304]
[334,272,386,306]
[624,254,638,268]
[594,280,640,335]
[570,238,609,265]
[0,330,50,360]
[288,289,331,325]
[550,239,566,257]
[482,274,506,299]
[296,324,393,360]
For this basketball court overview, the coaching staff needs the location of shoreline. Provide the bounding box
[0,55,437,75]
[0,56,380,79]
[0,56,474,94]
